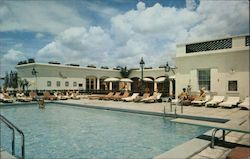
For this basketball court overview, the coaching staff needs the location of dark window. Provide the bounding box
[228,81,237,91]
[65,81,69,87]
[186,38,232,53]
[246,36,250,46]
[79,83,83,87]
[56,81,60,87]
[198,70,210,91]
[47,81,51,87]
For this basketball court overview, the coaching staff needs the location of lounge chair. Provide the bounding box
[113,91,130,101]
[143,93,162,103]
[98,92,114,100]
[219,96,240,108]
[133,93,150,102]
[191,95,211,106]
[70,92,81,100]
[29,91,38,100]
[106,92,121,100]
[43,91,58,100]
[122,93,139,102]
[16,92,32,102]
[205,96,225,107]
[54,92,68,100]
[0,93,14,103]
[238,97,250,110]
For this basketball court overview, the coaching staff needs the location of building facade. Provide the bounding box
[16,63,175,95]
[175,34,249,99]
[16,34,249,98]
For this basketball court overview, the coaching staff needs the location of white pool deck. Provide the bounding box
[1,98,249,159]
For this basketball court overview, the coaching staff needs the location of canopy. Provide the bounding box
[104,77,120,82]
[155,77,166,83]
[120,78,133,83]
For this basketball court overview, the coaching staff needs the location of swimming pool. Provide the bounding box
[0,103,210,158]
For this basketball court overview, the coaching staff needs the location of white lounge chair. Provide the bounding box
[143,93,162,103]
[238,97,250,110]
[122,93,139,102]
[0,93,14,103]
[191,95,211,106]
[219,96,240,108]
[205,96,225,107]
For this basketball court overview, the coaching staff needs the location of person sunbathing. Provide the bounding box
[194,88,206,101]
[178,88,191,106]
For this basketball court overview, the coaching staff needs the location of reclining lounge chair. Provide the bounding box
[238,97,250,110]
[219,96,240,108]
[205,96,225,107]
[122,93,139,102]
[191,95,211,106]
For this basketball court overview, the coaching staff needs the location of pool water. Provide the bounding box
[0,104,210,158]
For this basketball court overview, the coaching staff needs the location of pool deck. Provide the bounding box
[1,99,249,159]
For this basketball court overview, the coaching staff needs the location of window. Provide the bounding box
[246,36,250,46]
[56,81,61,87]
[47,81,51,87]
[65,81,69,87]
[198,70,210,91]
[73,82,77,87]
[78,83,83,87]
[228,81,237,91]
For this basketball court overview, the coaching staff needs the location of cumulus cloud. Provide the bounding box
[0,1,87,34]
[0,49,27,75]
[36,1,249,69]
[37,26,114,65]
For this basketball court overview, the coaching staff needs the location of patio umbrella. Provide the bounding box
[155,77,166,83]
[104,77,120,82]
[120,78,133,83]
[141,78,153,82]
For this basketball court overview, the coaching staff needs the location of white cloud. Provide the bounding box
[36,1,249,69]
[0,1,87,34]
[0,49,27,75]
[37,26,114,65]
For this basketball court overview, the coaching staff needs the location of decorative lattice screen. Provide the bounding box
[186,38,232,53]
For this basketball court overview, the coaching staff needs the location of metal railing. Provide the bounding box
[0,114,25,159]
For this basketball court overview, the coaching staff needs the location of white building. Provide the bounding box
[16,63,175,96]
[16,34,249,98]
[175,34,249,99]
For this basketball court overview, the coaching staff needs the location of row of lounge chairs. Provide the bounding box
[0,91,83,103]
[88,92,162,103]
[174,95,249,110]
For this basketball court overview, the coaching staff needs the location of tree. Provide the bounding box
[3,72,9,88]
[117,66,131,78]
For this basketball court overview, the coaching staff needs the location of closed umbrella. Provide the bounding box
[141,78,153,82]
[120,78,133,83]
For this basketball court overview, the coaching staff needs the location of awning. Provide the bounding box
[104,77,120,82]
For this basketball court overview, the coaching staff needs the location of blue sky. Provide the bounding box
[0,0,249,77]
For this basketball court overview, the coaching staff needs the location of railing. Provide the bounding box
[0,114,25,159]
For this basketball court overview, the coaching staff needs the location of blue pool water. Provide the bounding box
[0,104,210,158]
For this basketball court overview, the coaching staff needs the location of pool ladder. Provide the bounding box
[0,114,25,159]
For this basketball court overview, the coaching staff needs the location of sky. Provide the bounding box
[0,0,249,77]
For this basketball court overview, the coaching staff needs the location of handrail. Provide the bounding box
[0,115,25,159]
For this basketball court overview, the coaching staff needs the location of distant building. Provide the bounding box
[16,62,175,96]
[175,34,249,99]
